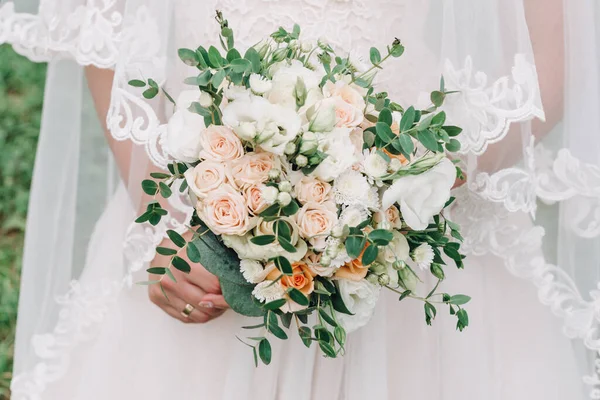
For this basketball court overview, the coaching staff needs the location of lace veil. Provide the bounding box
[1,0,599,397]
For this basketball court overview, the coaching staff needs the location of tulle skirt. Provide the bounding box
[38,187,584,400]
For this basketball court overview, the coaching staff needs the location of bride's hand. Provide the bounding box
[148,231,229,324]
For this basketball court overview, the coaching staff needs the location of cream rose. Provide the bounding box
[222,233,308,262]
[311,96,363,129]
[294,177,333,205]
[304,251,338,277]
[227,152,277,190]
[323,80,366,111]
[373,205,402,229]
[244,185,268,215]
[295,201,337,250]
[198,125,244,162]
[184,160,227,199]
[196,184,255,236]
[382,157,456,230]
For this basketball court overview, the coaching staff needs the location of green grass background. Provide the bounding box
[0,44,46,400]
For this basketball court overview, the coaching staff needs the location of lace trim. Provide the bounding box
[10,182,193,399]
[0,1,125,68]
[449,187,600,399]
[443,54,545,156]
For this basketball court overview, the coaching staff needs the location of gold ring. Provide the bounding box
[181,303,195,318]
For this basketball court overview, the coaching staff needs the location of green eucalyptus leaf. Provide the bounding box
[258,338,272,365]
[141,180,158,195]
[167,230,186,248]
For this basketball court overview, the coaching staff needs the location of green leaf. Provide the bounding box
[142,87,159,99]
[190,235,248,286]
[165,268,177,283]
[197,70,213,86]
[361,244,378,266]
[211,69,226,88]
[230,58,251,73]
[430,263,445,280]
[398,133,414,156]
[390,44,405,57]
[274,256,293,275]
[331,286,354,315]
[226,48,242,62]
[444,126,463,137]
[334,326,346,346]
[258,339,272,365]
[430,91,446,107]
[159,182,172,198]
[244,48,262,72]
[378,108,393,126]
[250,235,276,246]
[207,46,223,68]
[178,48,199,66]
[398,290,412,302]
[281,199,300,216]
[368,229,394,246]
[221,279,265,317]
[445,138,461,152]
[278,236,297,253]
[172,256,191,273]
[431,111,446,126]
[264,298,287,310]
[369,47,382,64]
[318,308,338,327]
[319,341,337,358]
[141,180,158,195]
[150,172,171,179]
[188,102,212,117]
[345,234,366,259]
[288,288,309,306]
[167,230,186,248]
[147,267,166,275]
[375,122,395,143]
[137,280,160,286]
[456,308,469,328]
[135,211,151,223]
[424,302,437,326]
[269,323,289,340]
[400,106,415,132]
[448,294,471,306]
[156,247,177,256]
[275,220,292,241]
[299,326,312,348]
[186,242,201,263]
[128,79,146,87]
[417,130,439,152]
[147,79,159,89]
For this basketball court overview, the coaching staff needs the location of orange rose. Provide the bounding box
[266,261,316,312]
[335,247,370,281]
[198,125,244,162]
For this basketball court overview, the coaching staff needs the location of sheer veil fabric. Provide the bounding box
[0,0,598,398]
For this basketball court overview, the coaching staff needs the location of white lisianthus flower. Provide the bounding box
[240,259,275,284]
[166,90,205,163]
[338,205,370,228]
[260,185,279,204]
[313,128,357,181]
[223,84,251,101]
[253,280,285,303]
[382,157,456,230]
[222,95,302,155]
[268,60,321,109]
[249,74,273,95]
[307,102,336,133]
[333,170,379,209]
[361,149,389,181]
[335,279,381,333]
[412,243,435,270]
[233,122,258,141]
[222,234,308,262]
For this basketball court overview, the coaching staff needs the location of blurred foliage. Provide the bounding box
[0,44,46,399]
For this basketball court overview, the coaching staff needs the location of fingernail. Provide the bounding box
[199,301,214,309]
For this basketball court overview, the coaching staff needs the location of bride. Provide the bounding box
[2,0,598,398]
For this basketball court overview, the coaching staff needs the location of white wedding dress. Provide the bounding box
[2,0,598,399]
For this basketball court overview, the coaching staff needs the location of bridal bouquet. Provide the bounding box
[133,12,470,365]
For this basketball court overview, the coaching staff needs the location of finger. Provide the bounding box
[187,264,222,294]
[168,294,213,324]
[176,281,225,317]
[199,293,230,310]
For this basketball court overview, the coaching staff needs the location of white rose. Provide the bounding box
[310,96,364,130]
[268,60,321,109]
[313,128,357,181]
[382,157,456,230]
[166,90,205,163]
[378,231,410,266]
[335,279,381,333]
[222,95,301,155]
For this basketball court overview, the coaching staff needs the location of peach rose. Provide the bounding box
[374,205,402,229]
[304,251,337,277]
[227,152,276,190]
[323,80,366,111]
[244,185,268,215]
[198,125,244,162]
[196,184,255,236]
[294,177,333,205]
[184,160,227,199]
[295,201,337,250]
[335,246,370,281]
[266,261,316,312]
